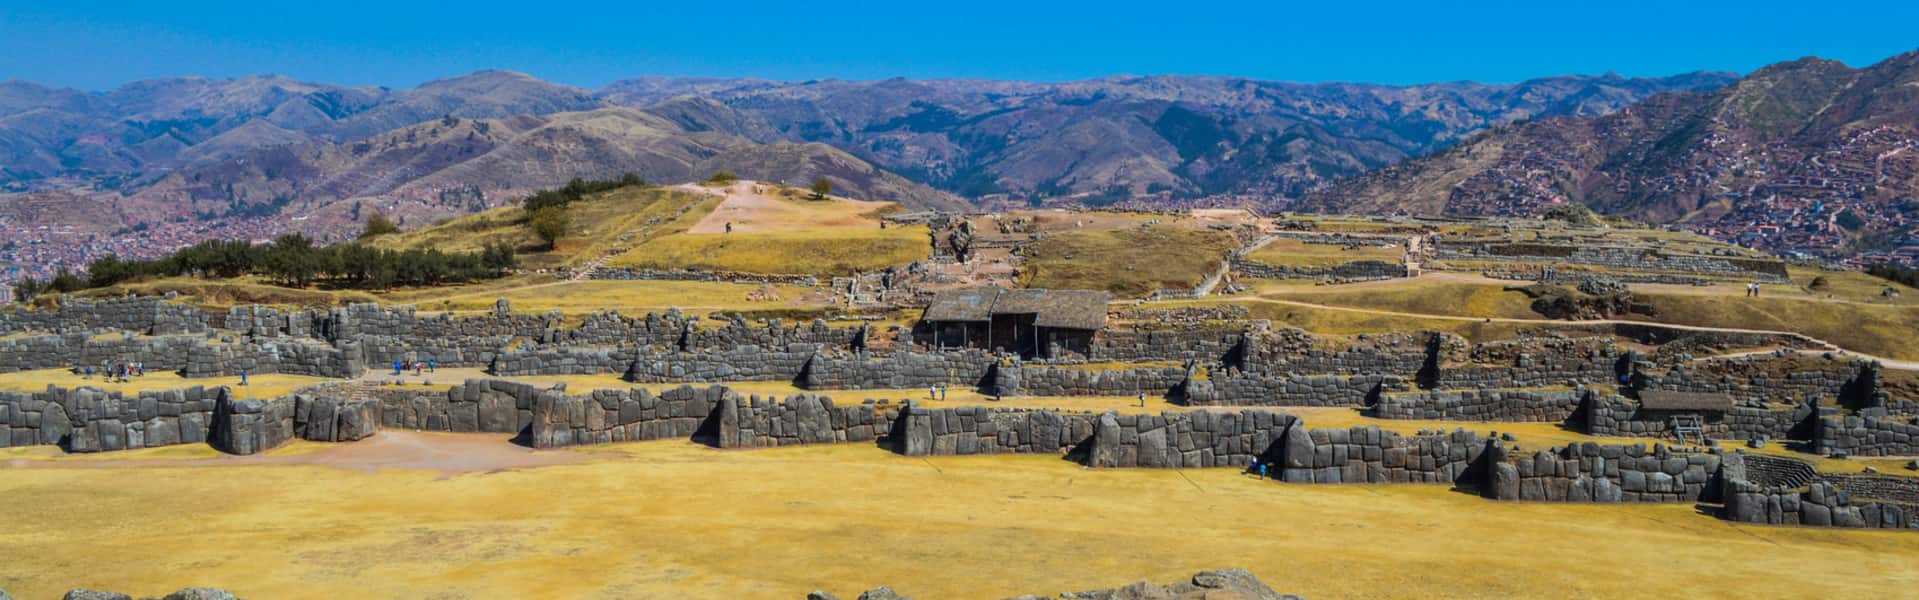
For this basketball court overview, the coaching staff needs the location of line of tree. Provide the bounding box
[11,235,517,302]
[521,173,646,211]
[1867,263,1919,288]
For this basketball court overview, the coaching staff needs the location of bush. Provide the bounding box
[708,171,738,184]
[521,174,645,212]
[530,207,572,249]
[360,211,400,238]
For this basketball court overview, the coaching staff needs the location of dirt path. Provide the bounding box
[679,180,893,234]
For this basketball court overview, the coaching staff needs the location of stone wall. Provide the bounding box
[1431,241,1790,281]
[1720,453,1918,529]
[1581,394,1810,441]
[1084,327,1245,363]
[717,394,900,449]
[1000,364,1188,398]
[1185,373,1407,407]
[1815,414,1919,457]
[0,295,208,336]
[529,383,729,448]
[0,385,221,451]
[1278,425,1492,484]
[892,405,1096,457]
[1487,442,1721,503]
[1085,409,1298,469]
[1231,256,1408,281]
[210,394,294,455]
[1371,388,1583,422]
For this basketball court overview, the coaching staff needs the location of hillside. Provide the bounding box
[117,107,965,241]
[1299,51,1919,262]
[598,72,1734,204]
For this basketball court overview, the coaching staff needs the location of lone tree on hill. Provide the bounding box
[359,211,400,239]
[810,177,833,200]
[530,207,572,249]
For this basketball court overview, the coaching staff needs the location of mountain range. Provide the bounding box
[1300,50,1919,260]
[0,69,1733,220]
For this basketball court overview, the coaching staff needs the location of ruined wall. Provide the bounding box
[1231,256,1408,281]
[1371,388,1583,422]
[892,405,1096,457]
[0,295,208,336]
[1487,442,1721,503]
[716,394,900,449]
[1084,327,1245,363]
[0,385,222,450]
[1581,395,1810,441]
[1815,414,1919,457]
[528,384,729,448]
[999,364,1187,398]
[1719,453,1918,529]
[1085,409,1297,469]
[1185,373,1407,407]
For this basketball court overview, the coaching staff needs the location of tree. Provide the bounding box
[708,171,738,184]
[810,177,833,200]
[360,211,400,238]
[530,207,572,249]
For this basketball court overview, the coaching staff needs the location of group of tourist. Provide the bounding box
[392,359,437,376]
[1745,283,1764,297]
[80,360,146,383]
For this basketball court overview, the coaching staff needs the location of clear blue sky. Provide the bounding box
[3,0,1917,90]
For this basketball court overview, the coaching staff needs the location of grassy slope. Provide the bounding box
[1245,238,1403,268]
[608,226,930,276]
[0,440,1910,599]
[1021,225,1237,297]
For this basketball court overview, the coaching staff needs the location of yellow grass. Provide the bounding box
[370,187,718,270]
[1245,238,1403,269]
[1021,225,1237,298]
[412,280,828,316]
[1253,279,1540,320]
[1,439,1914,599]
[609,226,930,276]
[0,369,332,399]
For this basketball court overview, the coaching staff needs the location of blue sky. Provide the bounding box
[3,0,1917,90]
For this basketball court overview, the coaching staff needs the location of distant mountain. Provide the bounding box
[0,70,1731,204]
[1298,51,1919,259]
[593,72,1736,204]
[119,106,965,235]
[0,71,599,188]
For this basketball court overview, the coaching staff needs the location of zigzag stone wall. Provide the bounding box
[1815,414,1919,457]
[1487,442,1721,503]
[1371,388,1583,422]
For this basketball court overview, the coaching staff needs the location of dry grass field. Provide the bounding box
[609,226,930,276]
[1020,225,1237,297]
[1243,237,1403,269]
[1,436,1914,599]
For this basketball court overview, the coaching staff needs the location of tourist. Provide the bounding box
[994,385,1004,402]
[1138,391,1146,407]
[725,221,733,234]
[428,359,436,373]
[1248,458,1259,478]
[393,360,404,376]
[239,370,248,386]
[930,385,938,400]
[939,385,946,401]
[83,365,93,380]
[1259,463,1269,480]
[416,361,424,376]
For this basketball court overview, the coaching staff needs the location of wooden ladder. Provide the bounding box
[1672,415,1704,445]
